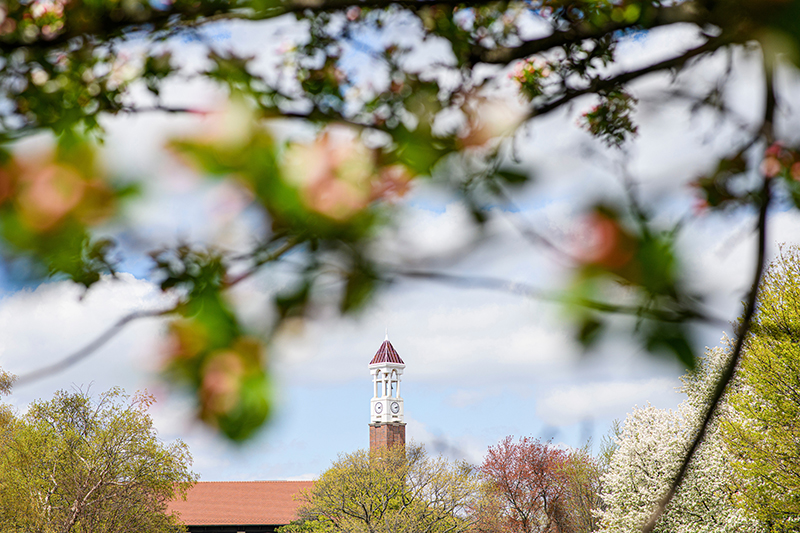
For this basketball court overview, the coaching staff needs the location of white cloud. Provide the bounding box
[536,378,682,426]
[375,201,479,263]
[0,275,171,389]
[273,290,580,387]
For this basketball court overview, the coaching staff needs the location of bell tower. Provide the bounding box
[369,334,406,450]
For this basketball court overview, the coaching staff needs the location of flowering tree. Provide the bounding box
[478,436,601,533]
[598,348,762,533]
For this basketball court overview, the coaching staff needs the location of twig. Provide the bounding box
[14,306,177,388]
[531,33,735,121]
[223,238,299,287]
[391,268,728,327]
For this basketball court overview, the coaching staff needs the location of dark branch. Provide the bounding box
[640,57,776,533]
[0,0,478,54]
[478,2,708,65]
[223,237,300,287]
[531,33,735,120]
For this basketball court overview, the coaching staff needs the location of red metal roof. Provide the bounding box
[167,481,313,526]
[370,339,404,365]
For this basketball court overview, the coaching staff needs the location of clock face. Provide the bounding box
[391,402,400,414]
[374,403,383,414]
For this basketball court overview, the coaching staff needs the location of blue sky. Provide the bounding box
[1,14,800,481]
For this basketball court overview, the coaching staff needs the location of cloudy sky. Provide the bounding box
[2,14,800,481]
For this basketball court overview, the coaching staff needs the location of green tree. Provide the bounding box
[724,245,800,530]
[0,370,13,429]
[0,388,196,533]
[281,444,479,533]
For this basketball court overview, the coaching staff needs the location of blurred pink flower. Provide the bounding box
[761,156,782,178]
[283,127,377,220]
[459,98,525,148]
[17,163,85,231]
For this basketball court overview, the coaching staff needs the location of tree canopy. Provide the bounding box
[280,444,480,533]
[0,388,196,533]
[478,436,601,533]
[598,347,763,533]
[723,245,800,530]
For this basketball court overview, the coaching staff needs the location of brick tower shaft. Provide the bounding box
[370,422,406,449]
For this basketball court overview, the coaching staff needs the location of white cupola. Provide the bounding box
[369,334,405,425]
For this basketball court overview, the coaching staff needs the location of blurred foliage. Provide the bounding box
[0,133,122,285]
[0,0,797,440]
[581,90,638,148]
[153,245,272,441]
[569,205,698,368]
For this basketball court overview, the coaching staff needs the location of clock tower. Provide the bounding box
[369,334,406,450]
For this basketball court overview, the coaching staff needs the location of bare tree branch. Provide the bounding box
[640,57,776,533]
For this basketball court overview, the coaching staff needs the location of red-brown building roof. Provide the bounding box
[168,481,314,526]
[370,339,404,365]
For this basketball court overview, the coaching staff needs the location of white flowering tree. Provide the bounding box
[598,348,763,533]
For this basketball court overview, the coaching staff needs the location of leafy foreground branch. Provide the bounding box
[0,9,799,533]
[640,49,778,533]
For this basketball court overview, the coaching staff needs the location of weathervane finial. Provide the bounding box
[385,327,389,341]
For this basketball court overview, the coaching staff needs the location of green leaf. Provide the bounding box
[644,323,696,370]
[341,266,377,313]
[577,315,604,348]
[216,372,272,442]
[275,281,312,319]
[495,168,531,185]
